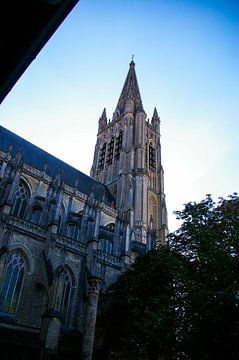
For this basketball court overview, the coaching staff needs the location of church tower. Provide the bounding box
[91,61,167,249]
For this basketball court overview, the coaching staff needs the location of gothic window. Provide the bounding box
[98,143,106,170]
[67,224,81,241]
[0,252,25,314]
[98,238,113,254]
[114,131,123,159]
[149,145,156,170]
[11,181,29,219]
[106,138,114,165]
[59,268,73,324]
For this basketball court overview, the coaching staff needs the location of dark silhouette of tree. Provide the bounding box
[94,194,239,360]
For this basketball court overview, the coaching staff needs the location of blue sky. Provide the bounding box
[1,0,239,230]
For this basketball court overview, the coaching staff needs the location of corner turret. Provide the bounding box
[98,108,107,134]
[151,107,160,133]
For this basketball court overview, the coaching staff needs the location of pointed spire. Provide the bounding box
[113,61,144,119]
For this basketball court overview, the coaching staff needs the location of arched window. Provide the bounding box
[11,181,29,218]
[106,138,114,165]
[0,252,26,314]
[114,131,123,159]
[149,144,156,169]
[98,238,113,254]
[67,224,81,241]
[98,143,106,170]
[59,268,73,323]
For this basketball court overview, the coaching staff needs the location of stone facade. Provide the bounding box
[91,60,168,247]
[0,61,167,359]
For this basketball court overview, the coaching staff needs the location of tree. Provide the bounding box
[95,247,181,360]
[169,193,239,359]
[94,194,239,360]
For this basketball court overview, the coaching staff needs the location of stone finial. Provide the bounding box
[98,108,107,134]
[43,161,48,173]
[100,108,107,121]
[12,147,23,169]
[52,168,62,189]
[152,107,160,123]
[7,143,13,154]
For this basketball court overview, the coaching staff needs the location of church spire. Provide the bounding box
[113,60,144,119]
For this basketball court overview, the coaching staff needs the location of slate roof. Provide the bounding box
[0,126,115,206]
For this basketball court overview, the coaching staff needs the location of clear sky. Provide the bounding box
[1,0,239,231]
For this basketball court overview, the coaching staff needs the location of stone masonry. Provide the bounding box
[0,61,167,359]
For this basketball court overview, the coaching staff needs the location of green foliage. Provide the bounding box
[94,194,239,360]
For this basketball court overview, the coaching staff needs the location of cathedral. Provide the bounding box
[0,61,167,359]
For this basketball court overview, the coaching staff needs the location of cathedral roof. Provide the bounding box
[114,60,144,118]
[0,126,114,206]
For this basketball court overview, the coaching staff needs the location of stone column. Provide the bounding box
[40,310,62,360]
[81,276,102,360]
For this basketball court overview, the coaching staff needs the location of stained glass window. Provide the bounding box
[11,181,29,218]
[0,252,25,314]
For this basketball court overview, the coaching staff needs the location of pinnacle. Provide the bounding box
[101,108,107,119]
[152,107,160,120]
[99,108,107,122]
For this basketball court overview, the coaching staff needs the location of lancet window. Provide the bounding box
[0,252,26,314]
[149,144,156,170]
[106,138,114,165]
[59,268,73,324]
[98,143,106,170]
[11,181,29,219]
[114,131,123,159]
